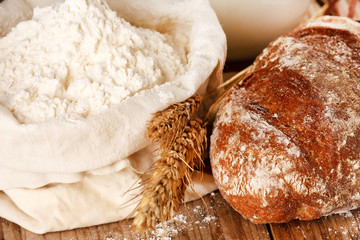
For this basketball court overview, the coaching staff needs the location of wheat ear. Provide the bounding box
[147,94,202,147]
[132,95,206,232]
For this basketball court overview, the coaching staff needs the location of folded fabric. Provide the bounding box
[0,0,226,234]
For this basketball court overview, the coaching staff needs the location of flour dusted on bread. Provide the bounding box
[210,16,360,223]
[0,0,187,124]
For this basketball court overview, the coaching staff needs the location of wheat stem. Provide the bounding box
[202,66,251,123]
[216,65,252,91]
[133,96,206,233]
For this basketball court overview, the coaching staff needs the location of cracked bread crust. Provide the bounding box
[210,16,360,223]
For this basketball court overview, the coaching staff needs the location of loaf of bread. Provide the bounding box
[210,16,360,223]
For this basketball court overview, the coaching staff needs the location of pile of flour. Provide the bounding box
[0,0,187,124]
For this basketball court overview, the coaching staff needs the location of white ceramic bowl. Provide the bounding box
[209,0,311,61]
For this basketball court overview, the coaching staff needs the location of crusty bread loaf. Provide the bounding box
[210,16,360,223]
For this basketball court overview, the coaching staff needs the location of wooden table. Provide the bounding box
[1,190,360,240]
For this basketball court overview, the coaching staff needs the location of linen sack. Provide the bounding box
[0,0,226,233]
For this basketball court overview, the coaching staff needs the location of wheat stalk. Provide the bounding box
[132,95,205,232]
[133,116,206,232]
[132,66,251,233]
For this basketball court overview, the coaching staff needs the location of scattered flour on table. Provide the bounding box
[0,0,187,124]
[148,204,217,239]
[102,193,220,239]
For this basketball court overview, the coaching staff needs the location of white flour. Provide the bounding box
[0,0,187,124]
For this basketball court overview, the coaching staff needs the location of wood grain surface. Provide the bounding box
[2,190,360,240]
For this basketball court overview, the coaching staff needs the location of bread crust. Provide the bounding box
[210,16,360,223]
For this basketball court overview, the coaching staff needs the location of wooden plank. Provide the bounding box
[72,226,92,240]
[14,192,360,240]
[4,192,360,240]
[208,191,270,240]
[0,218,3,240]
[58,230,78,240]
[1,219,21,240]
[21,228,45,240]
[346,208,360,238]
[270,209,360,240]
[43,232,61,240]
